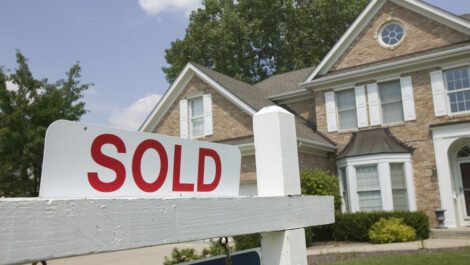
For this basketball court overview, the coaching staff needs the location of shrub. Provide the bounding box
[368,218,416,244]
[301,169,342,211]
[233,233,261,251]
[332,211,429,242]
[163,248,202,265]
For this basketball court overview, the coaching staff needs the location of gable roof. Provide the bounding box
[140,62,335,150]
[191,63,274,111]
[303,0,470,84]
[338,128,413,159]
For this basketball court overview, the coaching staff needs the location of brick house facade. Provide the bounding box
[141,0,470,227]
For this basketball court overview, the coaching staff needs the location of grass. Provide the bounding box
[327,248,470,265]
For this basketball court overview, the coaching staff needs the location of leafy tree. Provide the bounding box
[0,51,90,197]
[163,0,368,83]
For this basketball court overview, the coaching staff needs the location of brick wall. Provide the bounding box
[315,68,470,223]
[284,98,316,125]
[333,1,469,70]
[153,76,253,142]
[153,76,335,182]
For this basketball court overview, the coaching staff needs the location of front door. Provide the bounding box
[460,162,470,218]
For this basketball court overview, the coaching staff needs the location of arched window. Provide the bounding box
[457,145,470,158]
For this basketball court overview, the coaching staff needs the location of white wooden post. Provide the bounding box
[254,106,308,265]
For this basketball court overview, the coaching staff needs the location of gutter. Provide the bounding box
[300,45,470,89]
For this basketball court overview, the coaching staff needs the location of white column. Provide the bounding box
[434,139,457,227]
[253,106,308,265]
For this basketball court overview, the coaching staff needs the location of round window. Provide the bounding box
[379,22,405,48]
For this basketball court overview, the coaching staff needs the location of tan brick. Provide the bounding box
[333,2,469,70]
[315,68,470,225]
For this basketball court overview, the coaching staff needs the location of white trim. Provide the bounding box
[337,153,415,213]
[139,63,257,133]
[304,0,385,81]
[431,121,470,227]
[393,0,470,35]
[377,20,407,49]
[302,45,470,89]
[303,0,470,83]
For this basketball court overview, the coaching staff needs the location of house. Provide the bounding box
[141,0,470,228]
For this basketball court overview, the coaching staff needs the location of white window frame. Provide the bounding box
[443,66,470,115]
[378,79,405,125]
[377,21,407,49]
[337,153,416,213]
[335,88,358,131]
[355,164,382,212]
[338,167,350,213]
[188,95,205,139]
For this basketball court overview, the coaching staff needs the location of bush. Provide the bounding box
[301,169,342,211]
[163,248,202,265]
[163,240,232,264]
[332,211,429,242]
[233,233,261,251]
[368,218,416,244]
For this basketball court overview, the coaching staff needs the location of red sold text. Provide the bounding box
[87,134,222,193]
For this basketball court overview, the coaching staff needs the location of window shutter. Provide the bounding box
[203,94,213,136]
[179,99,189,139]
[367,83,381,126]
[355,85,368,128]
[325,91,337,132]
[430,70,448,117]
[400,76,416,121]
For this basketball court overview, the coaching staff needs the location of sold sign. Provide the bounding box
[39,120,241,198]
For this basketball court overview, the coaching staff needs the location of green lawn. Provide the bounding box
[328,249,470,265]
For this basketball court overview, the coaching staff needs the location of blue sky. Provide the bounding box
[0,0,469,130]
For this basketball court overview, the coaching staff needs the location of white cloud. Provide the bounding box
[108,94,162,131]
[138,0,202,15]
[6,81,18,92]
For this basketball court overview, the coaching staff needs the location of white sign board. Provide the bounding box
[39,120,241,198]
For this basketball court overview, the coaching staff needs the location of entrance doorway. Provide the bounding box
[460,162,470,218]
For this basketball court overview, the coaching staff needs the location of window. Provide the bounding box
[189,96,204,138]
[390,163,408,211]
[379,22,405,47]
[379,80,404,124]
[336,89,357,130]
[444,67,470,113]
[179,94,212,139]
[356,165,382,211]
[339,168,350,212]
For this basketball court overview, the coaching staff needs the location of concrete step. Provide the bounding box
[430,228,470,239]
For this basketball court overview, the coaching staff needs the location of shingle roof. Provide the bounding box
[254,67,314,97]
[192,63,273,111]
[462,14,470,21]
[337,128,413,159]
[191,63,335,149]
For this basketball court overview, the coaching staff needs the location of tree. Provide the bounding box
[163,0,368,84]
[0,51,90,197]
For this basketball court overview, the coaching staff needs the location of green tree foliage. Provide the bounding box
[163,0,368,83]
[0,51,90,197]
[301,169,342,211]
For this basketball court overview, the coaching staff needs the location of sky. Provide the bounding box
[0,0,469,131]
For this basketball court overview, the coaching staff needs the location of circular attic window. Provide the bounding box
[378,21,405,48]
